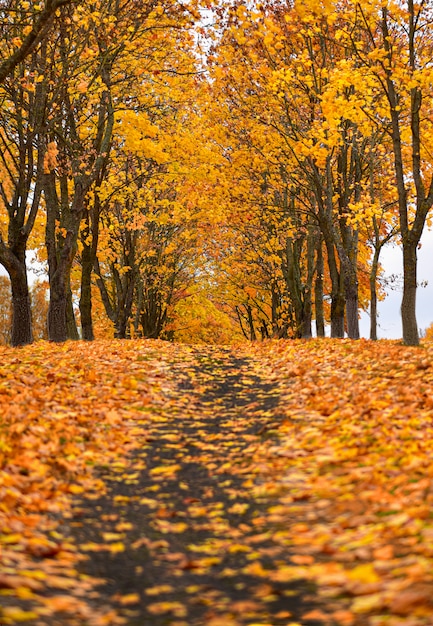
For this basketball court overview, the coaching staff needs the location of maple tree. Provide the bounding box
[0,0,77,85]
[0,0,201,345]
[89,50,210,341]
[351,0,433,345]
[0,32,48,346]
[197,0,433,344]
[203,1,377,340]
[43,0,201,342]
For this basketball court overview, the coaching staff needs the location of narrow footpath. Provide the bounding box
[59,347,322,626]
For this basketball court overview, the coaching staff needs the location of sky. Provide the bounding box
[360,228,433,339]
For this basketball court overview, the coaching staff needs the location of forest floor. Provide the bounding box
[1,339,433,626]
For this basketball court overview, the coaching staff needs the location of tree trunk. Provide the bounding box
[0,244,33,346]
[301,230,316,339]
[47,269,67,342]
[114,270,136,339]
[45,171,87,342]
[301,292,312,339]
[345,284,359,339]
[10,263,33,347]
[247,303,257,341]
[323,237,345,338]
[80,219,95,341]
[80,252,94,341]
[315,238,325,337]
[369,247,380,341]
[337,230,360,339]
[318,188,345,338]
[331,284,345,338]
[401,239,419,346]
[66,285,79,339]
[341,255,360,339]
[236,306,247,339]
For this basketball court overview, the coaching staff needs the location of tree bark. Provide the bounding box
[301,229,316,339]
[66,285,79,340]
[401,238,419,346]
[80,248,94,341]
[0,238,34,346]
[314,237,325,337]
[340,252,359,339]
[330,288,345,338]
[47,270,67,343]
[9,259,33,347]
[369,248,379,341]
[322,231,345,338]
[345,282,360,339]
[79,199,101,341]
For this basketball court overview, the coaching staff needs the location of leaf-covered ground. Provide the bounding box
[1,339,433,626]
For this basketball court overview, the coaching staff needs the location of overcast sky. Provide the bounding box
[359,228,433,339]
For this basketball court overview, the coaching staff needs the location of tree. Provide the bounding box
[0,38,49,345]
[0,0,77,84]
[317,0,433,345]
[206,2,374,339]
[41,0,199,342]
[366,1,433,345]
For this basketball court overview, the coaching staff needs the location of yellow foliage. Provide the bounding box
[423,323,433,343]
[172,289,243,345]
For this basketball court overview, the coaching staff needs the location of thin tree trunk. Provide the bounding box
[66,285,79,340]
[370,247,380,341]
[301,229,316,339]
[315,238,325,337]
[235,305,250,340]
[47,269,67,342]
[401,239,419,345]
[247,303,257,341]
[330,290,345,338]
[80,246,94,341]
[114,270,136,339]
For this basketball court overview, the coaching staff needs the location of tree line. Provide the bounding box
[0,0,432,347]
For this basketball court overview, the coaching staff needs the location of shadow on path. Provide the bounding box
[62,347,323,626]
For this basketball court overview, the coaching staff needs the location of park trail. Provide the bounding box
[58,346,326,626]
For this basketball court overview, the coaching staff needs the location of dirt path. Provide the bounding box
[58,346,322,626]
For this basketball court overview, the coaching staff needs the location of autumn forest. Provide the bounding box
[4,2,433,626]
[0,0,433,347]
